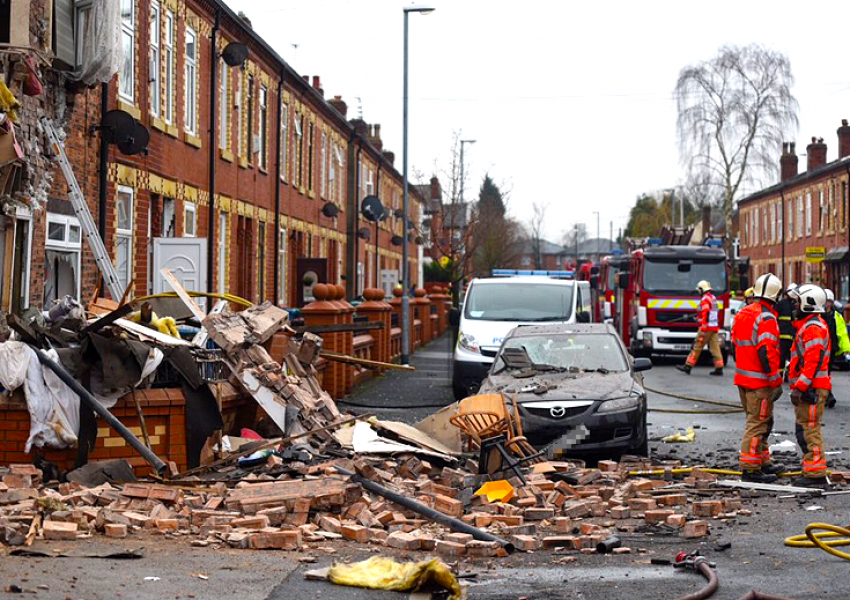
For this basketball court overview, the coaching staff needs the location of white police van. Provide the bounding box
[451,270,593,400]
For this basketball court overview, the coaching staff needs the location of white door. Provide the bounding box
[152,237,208,310]
[381,269,399,298]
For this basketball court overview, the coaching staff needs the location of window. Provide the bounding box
[258,222,266,301]
[218,212,228,294]
[116,186,134,293]
[778,200,783,242]
[335,145,344,203]
[818,190,824,233]
[119,0,135,101]
[307,122,314,191]
[788,200,794,240]
[320,132,327,198]
[365,166,374,197]
[294,115,303,186]
[163,9,175,123]
[279,226,287,304]
[184,201,197,237]
[162,197,175,236]
[44,214,82,305]
[259,85,268,168]
[280,103,289,181]
[220,60,229,150]
[236,76,243,158]
[149,1,160,117]
[753,207,759,245]
[246,76,254,162]
[184,26,198,135]
[805,193,812,236]
[796,196,803,238]
[74,2,93,76]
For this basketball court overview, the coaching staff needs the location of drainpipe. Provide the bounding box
[98,82,109,295]
[780,189,786,284]
[375,164,381,288]
[206,8,221,296]
[273,67,284,305]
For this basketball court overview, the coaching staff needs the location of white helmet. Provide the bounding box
[824,289,835,303]
[786,282,798,296]
[796,284,826,314]
[696,280,712,294]
[753,273,782,303]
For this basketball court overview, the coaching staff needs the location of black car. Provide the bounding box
[478,323,651,459]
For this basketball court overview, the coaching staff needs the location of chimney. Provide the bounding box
[807,136,827,171]
[328,95,347,117]
[382,150,395,165]
[430,175,441,201]
[351,118,369,138]
[312,76,323,97]
[237,11,252,28]
[301,75,309,84]
[780,141,798,181]
[838,119,850,159]
[369,124,383,151]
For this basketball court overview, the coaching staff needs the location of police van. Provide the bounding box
[451,270,593,400]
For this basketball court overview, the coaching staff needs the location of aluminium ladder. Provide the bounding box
[40,117,123,302]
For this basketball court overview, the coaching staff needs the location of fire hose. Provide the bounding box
[784,522,850,561]
[644,385,743,414]
[671,551,797,600]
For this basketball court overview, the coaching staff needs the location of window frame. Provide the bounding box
[259,85,268,169]
[246,75,254,163]
[294,115,303,186]
[44,213,83,303]
[149,0,161,118]
[184,201,197,237]
[218,211,228,295]
[258,221,266,301]
[320,132,327,198]
[184,25,198,135]
[307,121,314,191]
[119,0,135,102]
[116,185,135,294]
[280,102,289,182]
[279,226,287,305]
[162,197,176,237]
[163,9,175,124]
[220,58,229,150]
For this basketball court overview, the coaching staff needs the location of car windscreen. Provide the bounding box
[464,282,574,322]
[643,259,727,295]
[493,333,628,373]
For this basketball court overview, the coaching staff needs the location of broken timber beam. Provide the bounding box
[295,322,385,335]
[321,351,416,371]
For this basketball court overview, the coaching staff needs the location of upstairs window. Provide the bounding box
[307,122,314,191]
[294,115,303,186]
[220,60,229,150]
[280,103,289,181]
[184,26,198,135]
[246,75,254,162]
[320,132,327,198]
[163,9,175,123]
[119,0,135,102]
[259,85,268,169]
[149,1,161,117]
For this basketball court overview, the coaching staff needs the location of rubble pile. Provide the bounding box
[7,448,836,559]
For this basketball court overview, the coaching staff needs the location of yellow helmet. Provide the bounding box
[744,287,755,299]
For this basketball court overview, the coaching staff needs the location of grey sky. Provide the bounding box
[225,0,850,245]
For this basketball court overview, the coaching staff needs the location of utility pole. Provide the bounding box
[574,223,579,270]
[593,211,600,265]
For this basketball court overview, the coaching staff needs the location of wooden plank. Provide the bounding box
[297,322,384,335]
[113,318,193,346]
[227,478,349,505]
[160,267,207,324]
[715,480,820,495]
[192,299,228,348]
[81,303,134,335]
[321,351,415,371]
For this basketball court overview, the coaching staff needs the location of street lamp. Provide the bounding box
[593,211,600,265]
[401,3,435,365]
[460,139,476,204]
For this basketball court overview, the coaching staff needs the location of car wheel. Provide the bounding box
[452,381,468,401]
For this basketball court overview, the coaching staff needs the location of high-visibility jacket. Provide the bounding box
[833,311,850,357]
[732,300,781,389]
[789,315,832,392]
[698,292,720,332]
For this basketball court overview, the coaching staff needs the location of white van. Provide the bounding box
[451,276,592,400]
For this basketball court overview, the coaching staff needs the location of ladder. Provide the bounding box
[41,117,124,302]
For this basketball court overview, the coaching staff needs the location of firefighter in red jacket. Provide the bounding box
[788,283,832,488]
[732,273,784,483]
[677,280,725,375]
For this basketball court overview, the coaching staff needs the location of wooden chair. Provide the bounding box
[450,393,510,451]
[505,394,546,464]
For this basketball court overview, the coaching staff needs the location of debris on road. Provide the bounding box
[662,427,696,443]
[326,556,462,599]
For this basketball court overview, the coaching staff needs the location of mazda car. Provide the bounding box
[477,323,650,459]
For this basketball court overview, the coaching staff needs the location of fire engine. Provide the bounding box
[596,252,629,326]
[617,242,731,360]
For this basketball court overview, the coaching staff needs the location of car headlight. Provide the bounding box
[597,393,642,414]
[459,332,480,354]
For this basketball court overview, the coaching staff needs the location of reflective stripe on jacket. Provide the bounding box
[699,292,720,332]
[789,315,831,391]
[732,300,781,389]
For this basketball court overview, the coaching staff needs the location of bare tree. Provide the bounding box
[675,44,798,239]
[528,202,548,270]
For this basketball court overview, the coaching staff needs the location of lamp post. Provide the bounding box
[460,139,476,204]
[593,211,600,265]
[401,4,435,366]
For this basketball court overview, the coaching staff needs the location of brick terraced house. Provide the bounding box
[737,122,850,300]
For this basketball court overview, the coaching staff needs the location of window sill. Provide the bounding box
[151,117,167,133]
[239,157,248,169]
[166,123,179,138]
[220,149,234,163]
[117,100,141,120]
[259,167,268,175]
[185,134,202,148]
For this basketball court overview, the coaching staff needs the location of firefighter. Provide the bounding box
[822,289,850,409]
[788,284,831,488]
[775,283,798,381]
[677,280,724,376]
[733,273,784,483]
[744,287,756,305]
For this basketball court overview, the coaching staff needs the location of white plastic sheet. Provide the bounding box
[69,0,122,86]
[0,342,79,451]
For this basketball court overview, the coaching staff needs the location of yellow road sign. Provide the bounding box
[806,247,826,264]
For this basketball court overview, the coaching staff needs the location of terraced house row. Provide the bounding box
[1,0,425,314]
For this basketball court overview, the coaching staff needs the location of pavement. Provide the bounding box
[3,335,850,599]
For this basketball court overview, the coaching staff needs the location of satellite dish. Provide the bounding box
[361,195,384,223]
[221,43,249,67]
[117,121,150,155]
[321,202,339,218]
[98,110,136,144]
[391,235,404,246]
[357,227,372,240]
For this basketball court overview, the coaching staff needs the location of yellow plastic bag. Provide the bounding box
[662,426,695,443]
[328,556,462,600]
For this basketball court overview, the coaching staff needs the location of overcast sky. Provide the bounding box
[226,0,850,245]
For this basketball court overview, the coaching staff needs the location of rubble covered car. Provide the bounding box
[478,323,650,458]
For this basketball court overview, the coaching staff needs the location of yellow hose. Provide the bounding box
[784,523,850,561]
[627,467,811,477]
[133,291,254,308]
